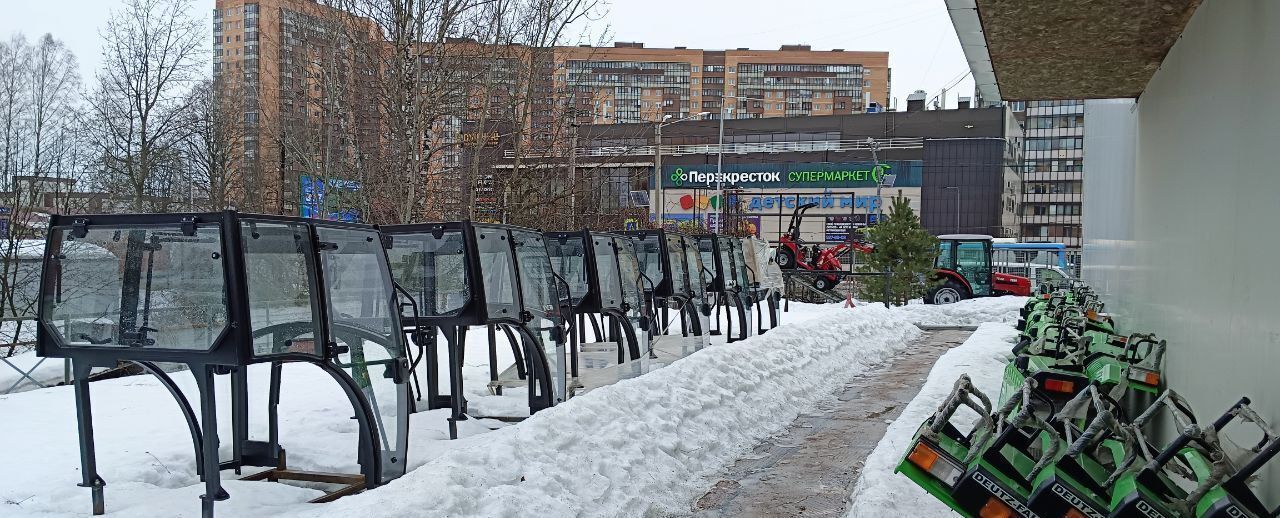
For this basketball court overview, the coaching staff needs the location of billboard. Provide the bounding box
[301,176,362,222]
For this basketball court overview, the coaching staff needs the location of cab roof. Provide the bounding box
[938,234,994,241]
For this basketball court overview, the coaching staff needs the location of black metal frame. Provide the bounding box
[36,211,412,518]
[693,234,753,343]
[622,229,712,343]
[547,230,648,366]
[382,221,569,439]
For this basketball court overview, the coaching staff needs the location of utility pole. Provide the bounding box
[654,121,663,227]
[867,137,882,224]
[654,112,710,229]
[569,121,578,228]
[716,105,728,233]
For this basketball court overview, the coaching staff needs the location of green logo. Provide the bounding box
[670,167,684,187]
[871,163,892,184]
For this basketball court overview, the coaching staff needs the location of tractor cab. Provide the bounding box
[693,234,753,343]
[545,230,654,394]
[928,234,1032,304]
[622,229,713,353]
[740,237,784,333]
[37,212,412,517]
[383,222,570,436]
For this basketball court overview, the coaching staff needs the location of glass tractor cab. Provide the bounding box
[623,229,713,354]
[545,230,653,394]
[37,212,411,518]
[383,222,569,437]
[740,237,784,334]
[927,234,1033,305]
[693,234,753,343]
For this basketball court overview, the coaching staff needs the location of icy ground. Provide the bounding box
[0,297,1024,518]
[845,321,1019,517]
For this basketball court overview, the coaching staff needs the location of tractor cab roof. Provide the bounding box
[938,234,995,242]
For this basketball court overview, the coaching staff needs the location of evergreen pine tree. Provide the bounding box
[855,194,940,305]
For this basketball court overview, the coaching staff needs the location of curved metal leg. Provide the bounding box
[131,361,204,479]
[501,325,526,379]
[487,325,501,395]
[312,361,383,484]
[586,313,602,342]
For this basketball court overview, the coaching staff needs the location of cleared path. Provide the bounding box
[688,329,972,517]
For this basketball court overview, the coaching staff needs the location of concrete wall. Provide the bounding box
[1083,0,1280,502]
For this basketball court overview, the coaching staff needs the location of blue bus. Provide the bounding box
[992,242,1068,268]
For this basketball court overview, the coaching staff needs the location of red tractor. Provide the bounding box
[926,234,1032,304]
[775,202,873,291]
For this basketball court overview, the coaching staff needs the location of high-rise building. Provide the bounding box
[555,43,889,125]
[1009,99,1085,266]
[212,0,890,218]
[214,0,382,216]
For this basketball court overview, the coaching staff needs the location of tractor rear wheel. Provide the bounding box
[928,281,967,305]
[776,247,796,270]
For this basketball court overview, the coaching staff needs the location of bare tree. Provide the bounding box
[0,33,83,353]
[86,0,206,212]
[183,77,246,210]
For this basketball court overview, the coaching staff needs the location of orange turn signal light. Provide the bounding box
[1065,508,1088,518]
[907,442,939,471]
[980,497,1015,518]
[1043,379,1075,393]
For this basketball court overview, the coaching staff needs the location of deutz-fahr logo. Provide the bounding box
[1135,500,1170,518]
[1051,484,1104,518]
[972,472,1035,517]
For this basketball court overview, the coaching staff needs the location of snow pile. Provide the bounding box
[896,296,1027,327]
[299,304,921,518]
[845,322,1019,517]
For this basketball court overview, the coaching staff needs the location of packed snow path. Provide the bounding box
[689,329,972,517]
[0,297,1023,518]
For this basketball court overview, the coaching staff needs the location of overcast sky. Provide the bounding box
[0,0,974,109]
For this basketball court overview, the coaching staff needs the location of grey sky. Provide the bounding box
[0,0,974,109]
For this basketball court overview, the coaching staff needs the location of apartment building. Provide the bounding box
[214,0,384,216]
[1009,99,1085,260]
[556,43,889,125]
[211,0,890,220]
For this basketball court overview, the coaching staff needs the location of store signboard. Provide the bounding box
[661,160,922,189]
[824,215,877,242]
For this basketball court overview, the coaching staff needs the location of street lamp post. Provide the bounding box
[654,111,710,228]
[866,137,883,224]
[944,185,961,233]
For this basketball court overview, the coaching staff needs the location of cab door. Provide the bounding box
[954,240,992,297]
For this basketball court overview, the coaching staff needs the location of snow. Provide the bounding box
[0,349,68,394]
[0,297,1022,518]
[845,321,1020,517]
[895,295,1025,327]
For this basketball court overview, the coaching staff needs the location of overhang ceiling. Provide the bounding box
[945,0,1203,102]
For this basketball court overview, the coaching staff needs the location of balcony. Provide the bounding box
[1025,126,1083,138]
[1025,149,1083,160]
[1021,193,1082,203]
[1020,214,1081,225]
[1026,103,1084,117]
[502,137,926,159]
[1023,171,1083,182]
[1022,235,1082,248]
